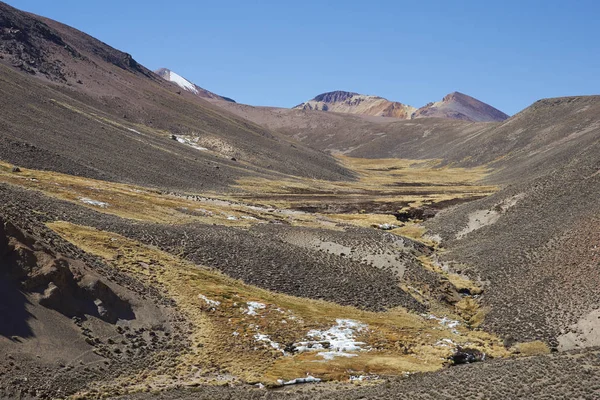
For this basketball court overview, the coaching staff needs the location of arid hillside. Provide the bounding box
[0,2,351,192]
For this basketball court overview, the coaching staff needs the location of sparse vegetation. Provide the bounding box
[49,221,510,393]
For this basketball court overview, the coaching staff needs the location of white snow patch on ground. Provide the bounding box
[423,314,461,333]
[245,301,266,316]
[350,375,379,382]
[294,319,368,359]
[79,197,109,208]
[254,333,284,354]
[198,294,220,308]
[277,375,321,386]
[435,338,456,347]
[168,71,199,94]
[176,137,208,151]
[127,128,141,134]
[377,223,398,230]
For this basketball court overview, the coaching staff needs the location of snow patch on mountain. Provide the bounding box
[167,71,199,94]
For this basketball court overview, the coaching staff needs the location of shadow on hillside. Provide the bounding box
[0,279,35,340]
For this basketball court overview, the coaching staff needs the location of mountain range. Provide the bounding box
[293,90,509,122]
[153,69,510,122]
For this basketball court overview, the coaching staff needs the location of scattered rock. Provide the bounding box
[450,347,486,365]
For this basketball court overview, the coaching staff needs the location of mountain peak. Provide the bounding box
[413,92,509,122]
[154,68,235,103]
[294,91,416,119]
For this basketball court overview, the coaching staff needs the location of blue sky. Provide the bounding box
[8,0,600,115]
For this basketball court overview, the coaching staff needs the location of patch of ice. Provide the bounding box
[294,319,368,359]
[176,137,208,151]
[168,71,199,94]
[350,375,379,382]
[227,216,238,221]
[277,375,321,386]
[254,333,284,354]
[423,314,461,333]
[377,223,398,230]
[79,197,109,208]
[245,301,266,316]
[198,294,220,308]
[319,351,358,360]
[435,338,456,347]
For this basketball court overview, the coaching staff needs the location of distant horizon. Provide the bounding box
[7,0,600,115]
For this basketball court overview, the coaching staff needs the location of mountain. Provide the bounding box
[413,91,509,122]
[293,90,416,119]
[0,1,350,192]
[154,67,235,102]
[292,90,509,122]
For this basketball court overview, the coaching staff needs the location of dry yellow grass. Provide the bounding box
[235,155,496,197]
[50,221,510,391]
[513,341,551,356]
[0,162,329,229]
[232,156,496,238]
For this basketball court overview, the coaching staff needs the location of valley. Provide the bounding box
[0,1,599,399]
[0,154,517,398]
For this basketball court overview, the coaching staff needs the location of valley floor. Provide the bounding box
[0,156,562,399]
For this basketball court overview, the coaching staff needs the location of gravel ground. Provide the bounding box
[118,349,600,400]
[0,183,430,313]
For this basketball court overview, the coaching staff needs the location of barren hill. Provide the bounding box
[294,90,416,119]
[413,91,509,122]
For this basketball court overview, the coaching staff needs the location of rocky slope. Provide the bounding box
[154,68,235,102]
[293,90,416,119]
[413,91,509,122]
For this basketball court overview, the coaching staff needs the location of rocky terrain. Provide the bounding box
[1,1,599,399]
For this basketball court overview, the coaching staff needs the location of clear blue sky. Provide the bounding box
[7,0,600,115]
